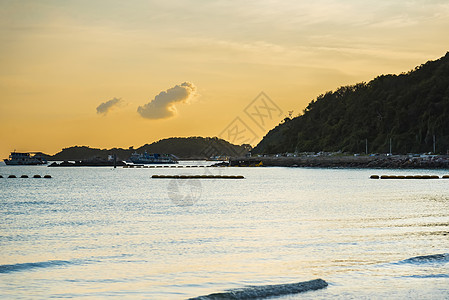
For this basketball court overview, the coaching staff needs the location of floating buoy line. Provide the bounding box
[1,175,52,179]
[152,175,244,179]
[370,174,449,179]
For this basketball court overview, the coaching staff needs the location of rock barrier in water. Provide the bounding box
[152,175,244,179]
[188,278,328,299]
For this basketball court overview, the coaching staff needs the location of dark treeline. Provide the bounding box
[254,52,449,155]
[50,137,250,161]
[138,137,250,158]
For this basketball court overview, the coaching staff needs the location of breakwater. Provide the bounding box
[230,155,449,169]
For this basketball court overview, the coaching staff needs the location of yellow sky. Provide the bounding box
[1,0,448,158]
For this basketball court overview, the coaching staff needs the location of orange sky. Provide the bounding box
[1,0,449,159]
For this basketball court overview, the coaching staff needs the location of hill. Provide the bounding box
[254,52,449,155]
[51,137,250,161]
[51,146,132,161]
[138,137,250,159]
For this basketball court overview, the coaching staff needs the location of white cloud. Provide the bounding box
[137,82,197,120]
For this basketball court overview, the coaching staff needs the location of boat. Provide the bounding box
[129,151,178,164]
[4,152,47,165]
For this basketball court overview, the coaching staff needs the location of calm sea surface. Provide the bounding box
[1,162,448,299]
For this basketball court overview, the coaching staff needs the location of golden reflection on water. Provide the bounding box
[1,165,448,298]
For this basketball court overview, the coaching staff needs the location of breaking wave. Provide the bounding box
[0,260,73,273]
[188,278,328,299]
[399,253,449,264]
[405,274,449,278]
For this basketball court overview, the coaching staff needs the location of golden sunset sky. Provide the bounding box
[1,0,448,158]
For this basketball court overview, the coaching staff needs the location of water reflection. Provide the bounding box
[1,166,448,298]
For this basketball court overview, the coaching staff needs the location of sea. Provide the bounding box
[1,161,448,299]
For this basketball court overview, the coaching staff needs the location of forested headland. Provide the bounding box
[254,52,449,155]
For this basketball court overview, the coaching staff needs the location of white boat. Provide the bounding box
[4,152,47,165]
[129,151,177,164]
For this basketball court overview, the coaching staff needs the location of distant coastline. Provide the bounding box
[3,154,449,169]
[2,137,249,163]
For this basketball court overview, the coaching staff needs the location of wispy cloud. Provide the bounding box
[96,97,122,115]
[137,82,197,120]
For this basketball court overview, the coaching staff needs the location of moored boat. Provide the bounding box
[129,151,178,164]
[4,152,47,165]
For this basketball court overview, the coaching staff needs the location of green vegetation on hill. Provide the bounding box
[51,137,250,160]
[139,137,250,159]
[51,146,132,161]
[254,52,449,155]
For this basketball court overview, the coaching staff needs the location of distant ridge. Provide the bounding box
[254,52,449,155]
[50,137,250,161]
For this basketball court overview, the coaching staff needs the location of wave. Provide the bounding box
[0,260,73,273]
[405,274,449,278]
[399,253,449,264]
[188,278,328,300]
[14,201,57,205]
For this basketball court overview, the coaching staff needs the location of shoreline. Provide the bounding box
[229,155,449,169]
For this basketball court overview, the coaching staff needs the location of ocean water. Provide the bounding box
[1,162,448,299]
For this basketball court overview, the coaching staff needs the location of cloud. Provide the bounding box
[96,97,122,115]
[137,82,197,120]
